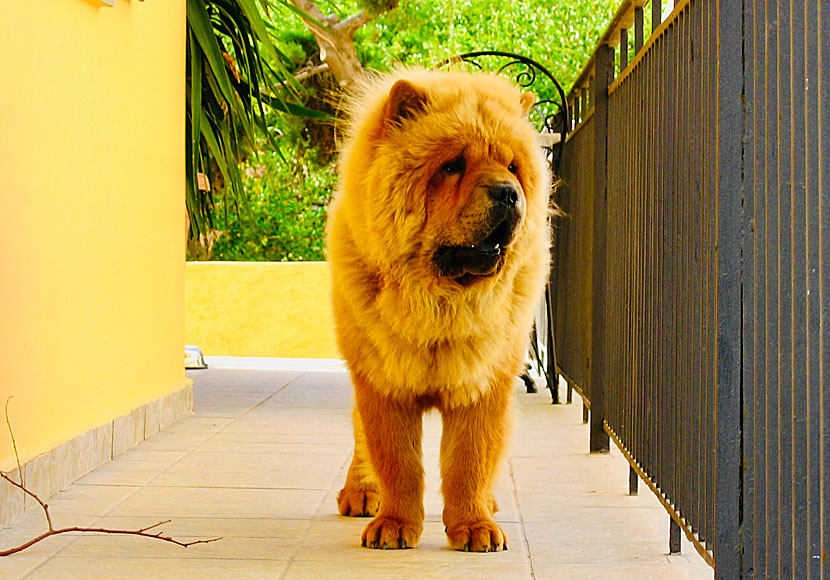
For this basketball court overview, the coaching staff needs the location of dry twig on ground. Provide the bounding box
[0,398,222,556]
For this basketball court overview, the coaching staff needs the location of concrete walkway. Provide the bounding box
[0,359,713,579]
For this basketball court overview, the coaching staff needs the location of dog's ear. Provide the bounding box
[384,79,428,127]
[520,92,536,116]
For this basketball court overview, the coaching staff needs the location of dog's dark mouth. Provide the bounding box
[468,220,511,256]
[433,219,515,281]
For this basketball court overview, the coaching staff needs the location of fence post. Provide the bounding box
[589,42,613,454]
[545,289,560,404]
[714,0,744,577]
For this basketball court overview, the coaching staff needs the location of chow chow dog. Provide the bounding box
[327,68,551,552]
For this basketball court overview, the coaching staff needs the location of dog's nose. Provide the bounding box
[488,183,518,207]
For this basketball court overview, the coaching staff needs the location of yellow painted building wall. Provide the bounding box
[0,0,188,471]
[185,262,339,359]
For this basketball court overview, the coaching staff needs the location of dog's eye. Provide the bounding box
[508,162,518,174]
[442,156,466,176]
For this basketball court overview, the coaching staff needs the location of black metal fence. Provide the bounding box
[551,0,828,578]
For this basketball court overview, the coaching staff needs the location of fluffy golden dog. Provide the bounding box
[327,68,551,552]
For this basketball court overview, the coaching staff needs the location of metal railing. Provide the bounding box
[551,0,828,578]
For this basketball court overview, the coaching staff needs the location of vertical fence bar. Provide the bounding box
[820,6,829,572]
[581,84,589,120]
[714,0,743,576]
[635,5,644,53]
[763,0,782,569]
[789,0,810,570]
[777,1,796,578]
[670,517,682,554]
[804,4,825,580]
[653,0,662,31]
[683,0,697,547]
[590,42,614,454]
[699,0,712,550]
[704,0,717,552]
[629,466,639,496]
[742,0,760,573]
[545,290,559,404]
[620,28,629,70]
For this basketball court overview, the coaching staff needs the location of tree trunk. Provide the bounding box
[290,1,396,91]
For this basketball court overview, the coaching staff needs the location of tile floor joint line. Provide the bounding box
[18,555,50,580]
[508,458,537,580]
[237,371,309,418]
[274,422,343,580]
[325,449,356,498]
[278,506,325,578]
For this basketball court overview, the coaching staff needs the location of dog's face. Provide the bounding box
[341,71,548,289]
[428,146,526,283]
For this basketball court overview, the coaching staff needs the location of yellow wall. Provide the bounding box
[0,0,188,470]
[186,262,339,359]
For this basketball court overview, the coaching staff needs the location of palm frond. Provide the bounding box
[185,0,333,245]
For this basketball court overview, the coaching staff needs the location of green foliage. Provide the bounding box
[205,151,335,261]
[206,0,620,262]
[356,0,619,90]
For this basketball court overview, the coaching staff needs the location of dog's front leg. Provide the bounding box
[353,375,424,549]
[338,405,381,517]
[440,379,511,552]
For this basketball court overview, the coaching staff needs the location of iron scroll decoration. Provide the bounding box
[438,51,570,174]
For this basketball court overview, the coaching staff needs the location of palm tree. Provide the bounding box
[185,0,327,251]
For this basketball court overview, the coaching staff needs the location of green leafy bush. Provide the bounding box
[207,150,335,261]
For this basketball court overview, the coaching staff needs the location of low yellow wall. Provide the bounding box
[185,262,339,359]
[0,0,188,471]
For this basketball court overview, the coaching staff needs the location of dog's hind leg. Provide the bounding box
[338,405,381,517]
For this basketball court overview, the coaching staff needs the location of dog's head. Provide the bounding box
[338,70,550,289]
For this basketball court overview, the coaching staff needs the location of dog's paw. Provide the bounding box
[337,488,380,517]
[445,520,507,553]
[361,515,420,549]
